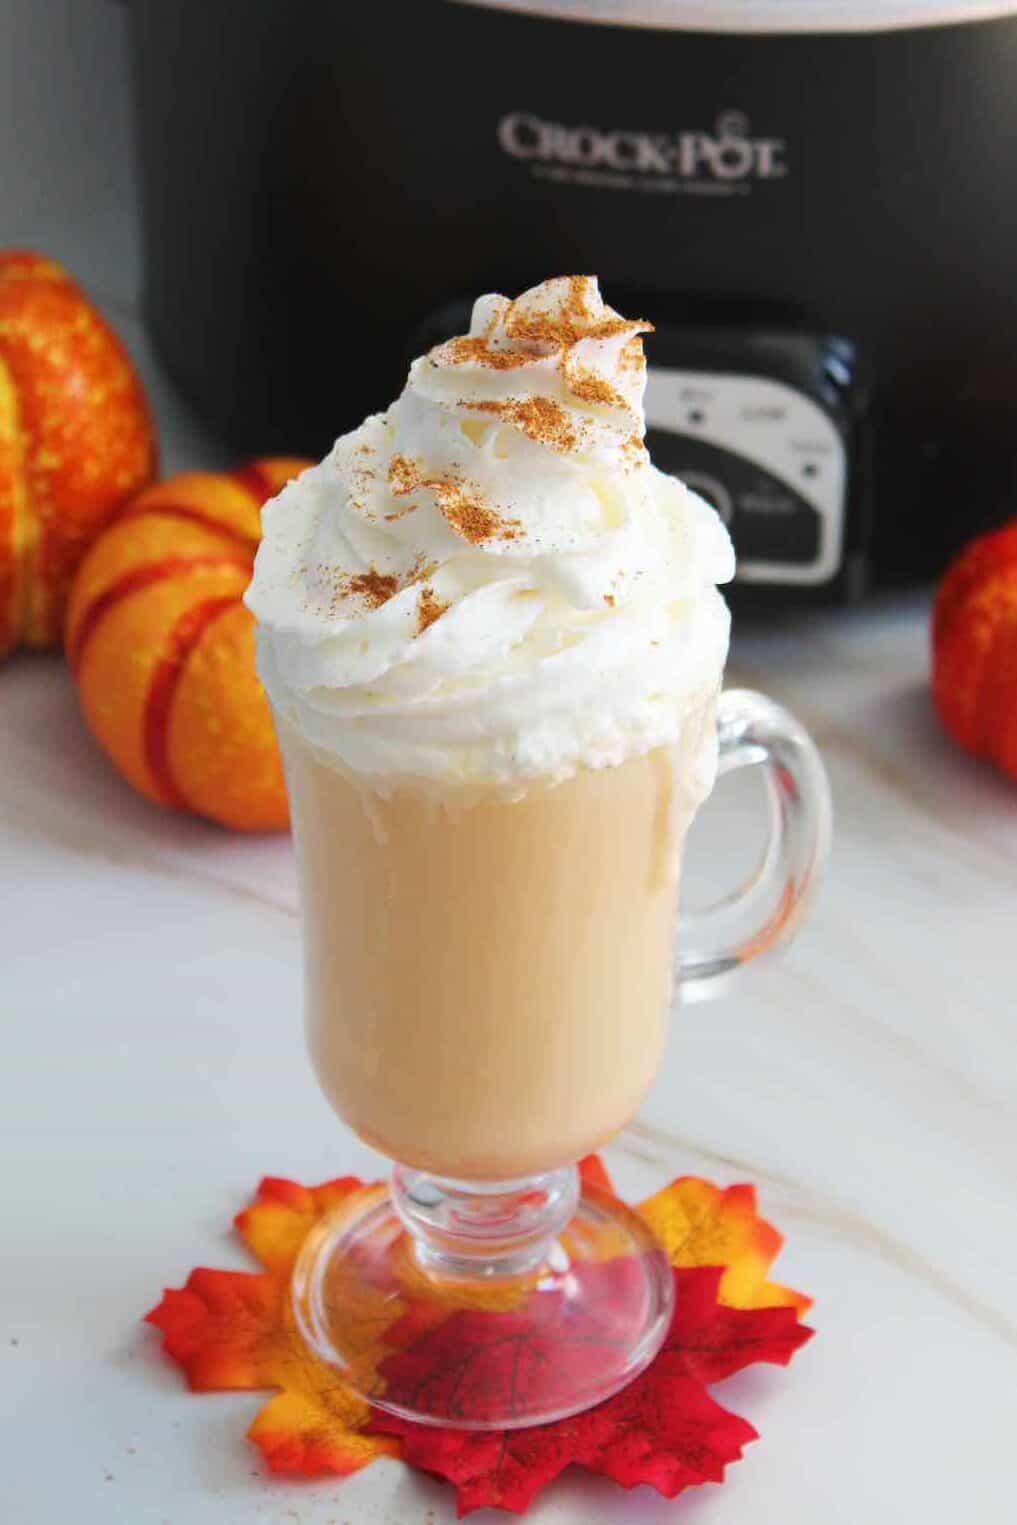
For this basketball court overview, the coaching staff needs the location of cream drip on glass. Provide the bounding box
[246,275,734,793]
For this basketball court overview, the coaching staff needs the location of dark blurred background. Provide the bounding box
[1,1,139,318]
[6,0,1017,604]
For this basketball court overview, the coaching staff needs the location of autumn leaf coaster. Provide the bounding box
[145,1155,813,1516]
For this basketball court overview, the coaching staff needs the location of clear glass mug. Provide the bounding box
[282,689,831,1430]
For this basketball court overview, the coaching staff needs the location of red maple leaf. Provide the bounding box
[382,1366,754,1514]
[666,1264,813,1383]
[377,1258,645,1427]
[370,1265,812,1514]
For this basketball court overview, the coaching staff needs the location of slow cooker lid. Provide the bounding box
[452,0,1017,32]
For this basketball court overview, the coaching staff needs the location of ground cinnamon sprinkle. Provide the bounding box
[436,485,520,544]
[504,308,634,347]
[387,451,520,544]
[480,295,510,337]
[439,335,530,371]
[388,454,424,494]
[618,334,646,373]
[417,585,450,634]
[339,568,400,609]
[437,280,652,369]
[461,395,578,452]
[566,365,625,408]
[504,274,652,347]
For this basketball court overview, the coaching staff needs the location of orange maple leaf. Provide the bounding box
[147,1177,400,1477]
[234,1174,363,1275]
[146,1266,285,1392]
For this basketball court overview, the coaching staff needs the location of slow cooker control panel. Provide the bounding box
[644,367,849,588]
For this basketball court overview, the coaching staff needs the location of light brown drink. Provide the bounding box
[280,719,711,1181]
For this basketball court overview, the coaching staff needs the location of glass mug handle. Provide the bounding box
[677,688,833,1001]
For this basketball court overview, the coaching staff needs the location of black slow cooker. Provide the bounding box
[128,0,1017,597]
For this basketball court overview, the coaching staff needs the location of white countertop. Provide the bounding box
[2,317,1017,1525]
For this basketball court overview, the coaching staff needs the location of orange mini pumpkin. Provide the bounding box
[932,519,1017,783]
[0,250,156,657]
[66,459,309,831]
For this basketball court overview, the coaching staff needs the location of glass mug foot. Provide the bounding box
[291,1165,675,1430]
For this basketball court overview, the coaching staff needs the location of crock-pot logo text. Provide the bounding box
[497,110,787,196]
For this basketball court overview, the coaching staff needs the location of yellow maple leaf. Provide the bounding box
[637,1177,812,1313]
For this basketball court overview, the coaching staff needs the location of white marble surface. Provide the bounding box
[3,321,1017,1525]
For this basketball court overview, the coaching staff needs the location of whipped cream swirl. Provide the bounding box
[246,276,734,789]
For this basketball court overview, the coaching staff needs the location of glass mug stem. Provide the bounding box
[285,688,831,1427]
[391,1165,580,1280]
